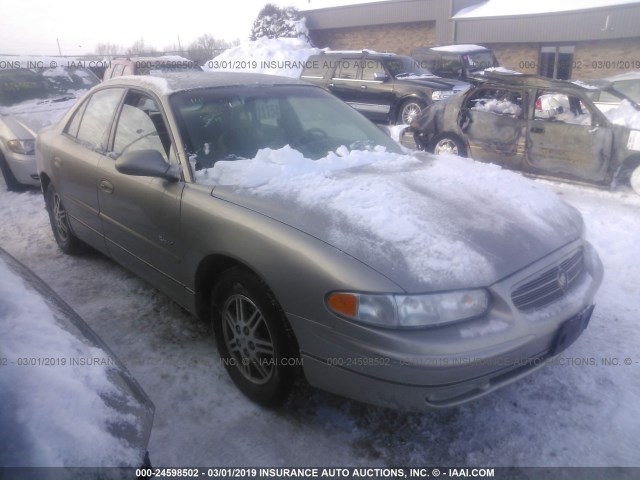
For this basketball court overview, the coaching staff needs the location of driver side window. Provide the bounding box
[113,92,170,162]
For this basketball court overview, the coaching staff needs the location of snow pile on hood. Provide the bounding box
[203,37,322,78]
[604,99,640,129]
[0,260,144,467]
[196,146,582,289]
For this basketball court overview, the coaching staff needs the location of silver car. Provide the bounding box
[36,72,603,410]
[0,68,98,191]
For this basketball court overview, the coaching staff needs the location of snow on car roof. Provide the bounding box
[430,44,490,53]
[103,71,309,96]
[454,0,640,18]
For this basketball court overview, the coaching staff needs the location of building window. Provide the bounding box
[539,46,574,80]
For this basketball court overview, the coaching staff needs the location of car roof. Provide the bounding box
[311,50,399,58]
[102,71,310,98]
[477,71,597,93]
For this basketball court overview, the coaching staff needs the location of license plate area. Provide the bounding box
[551,305,594,356]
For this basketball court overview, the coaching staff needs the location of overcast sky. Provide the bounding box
[0,0,387,56]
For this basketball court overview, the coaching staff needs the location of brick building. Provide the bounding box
[303,0,640,80]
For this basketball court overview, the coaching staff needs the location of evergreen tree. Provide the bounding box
[250,4,310,42]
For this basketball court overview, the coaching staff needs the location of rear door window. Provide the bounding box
[75,88,124,151]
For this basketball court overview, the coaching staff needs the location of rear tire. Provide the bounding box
[430,133,467,157]
[0,152,25,192]
[46,183,86,254]
[211,268,298,407]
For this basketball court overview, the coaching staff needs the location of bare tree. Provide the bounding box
[187,34,238,65]
[126,38,158,57]
[94,42,122,59]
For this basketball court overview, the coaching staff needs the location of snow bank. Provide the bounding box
[203,37,322,78]
[604,99,640,129]
[0,260,143,467]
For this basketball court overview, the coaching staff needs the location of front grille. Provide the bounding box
[511,249,584,312]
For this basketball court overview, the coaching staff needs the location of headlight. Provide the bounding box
[326,289,490,329]
[431,90,453,101]
[7,139,35,155]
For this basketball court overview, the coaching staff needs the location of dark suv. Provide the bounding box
[410,45,499,81]
[300,51,469,124]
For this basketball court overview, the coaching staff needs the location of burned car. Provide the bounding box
[37,72,602,410]
[410,71,640,195]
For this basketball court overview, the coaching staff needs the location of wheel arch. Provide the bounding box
[614,154,640,185]
[194,254,249,321]
[39,172,51,200]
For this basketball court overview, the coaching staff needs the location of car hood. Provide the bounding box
[395,75,468,91]
[206,147,583,293]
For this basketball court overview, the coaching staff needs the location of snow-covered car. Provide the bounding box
[0,246,154,467]
[0,68,98,191]
[36,72,602,410]
[410,44,499,82]
[410,71,640,195]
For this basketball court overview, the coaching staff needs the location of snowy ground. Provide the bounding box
[1,164,639,468]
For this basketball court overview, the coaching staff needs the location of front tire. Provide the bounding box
[46,183,85,254]
[211,268,298,407]
[398,99,426,125]
[430,133,467,157]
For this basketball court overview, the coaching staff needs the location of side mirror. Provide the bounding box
[115,149,179,181]
[373,72,389,81]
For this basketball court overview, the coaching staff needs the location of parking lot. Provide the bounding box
[1,171,639,468]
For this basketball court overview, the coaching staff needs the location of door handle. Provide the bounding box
[360,85,367,89]
[99,179,114,194]
[530,127,544,134]
[328,83,334,87]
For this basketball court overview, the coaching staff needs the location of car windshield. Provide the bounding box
[385,57,433,78]
[610,79,640,104]
[0,69,51,107]
[170,85,402,171]
[586,85,640,109]
[463,52,498,72]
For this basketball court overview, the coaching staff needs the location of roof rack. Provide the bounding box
[321,49,397,56]
[479,70,592,91]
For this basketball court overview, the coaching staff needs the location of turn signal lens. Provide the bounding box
[327,293,358,318]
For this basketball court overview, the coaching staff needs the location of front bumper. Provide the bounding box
[293,240,603,410]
